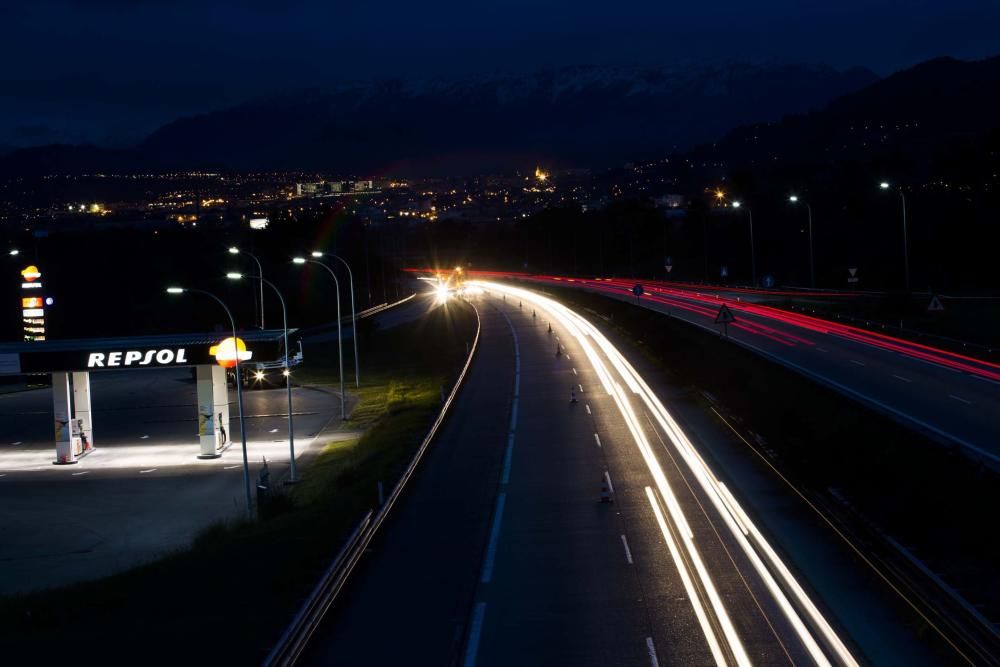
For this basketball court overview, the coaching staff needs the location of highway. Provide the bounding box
[472,272,1000,466]
[298,285,912,666]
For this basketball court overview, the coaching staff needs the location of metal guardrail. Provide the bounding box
[263,298,482,667]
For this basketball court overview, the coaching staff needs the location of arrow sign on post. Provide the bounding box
[632,283,644,304]
[715,304,735,337]
[847,267,859,284]
[927,294,945,312]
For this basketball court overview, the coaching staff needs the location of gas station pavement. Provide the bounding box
[0,368,354,595]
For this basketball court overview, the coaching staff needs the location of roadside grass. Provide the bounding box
[546,286,1000,636]
[0,299,477,665]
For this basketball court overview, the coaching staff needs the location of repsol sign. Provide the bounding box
[88,348,189,368]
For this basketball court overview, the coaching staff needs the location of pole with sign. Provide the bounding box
[715,304,736,337]
[632,283,644,305]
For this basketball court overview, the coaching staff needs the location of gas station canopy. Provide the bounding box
[0,329,294,376]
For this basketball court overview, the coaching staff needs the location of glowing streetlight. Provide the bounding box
[227,246,266,329]
[311,251,360,388]
[293,257,346,419]
[8,249,19,256]
[227,271,299,482]
[165,286,253,517]
[788,195,815,287]
[731,201,757,287]
[878,181,910,290]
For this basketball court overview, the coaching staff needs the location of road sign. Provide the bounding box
[714,304,735,324]
[714,304,735,337]
[847,267,859,284]
[664,256,673,274]
[632,284,644,297]
[761,275,775,288]
[927,294,945,312]
[720,266,729,279]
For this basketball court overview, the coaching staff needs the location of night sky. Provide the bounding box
[2,0,998,148]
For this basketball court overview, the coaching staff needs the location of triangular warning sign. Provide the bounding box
[927,295,945,312]
[848,267,857,277]
[715,304,736,324]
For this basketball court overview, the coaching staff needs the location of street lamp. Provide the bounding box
[293,257,346,420]
[165,286,254,518]
[8,249,19,256]
[312,251,360,387]
[731,201,757,287]
[228,272,299,483]
[879,182,910,291]
[788,195,815,287]
[228,246,266,329]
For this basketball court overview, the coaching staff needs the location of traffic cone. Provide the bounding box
[600,477,613,503]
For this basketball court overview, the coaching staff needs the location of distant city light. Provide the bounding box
[880,182,891,189]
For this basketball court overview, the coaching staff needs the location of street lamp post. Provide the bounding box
[294,257,346,420]
[166,286,254,518]
[312,251,360,387]
[880,182,910,291]
[227,273,299,483]
[789,196,815,287]
[732,201,756,287]
[229,247,266,329]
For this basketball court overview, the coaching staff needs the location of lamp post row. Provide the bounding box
[166,250,360,516]
[717,184,911,290]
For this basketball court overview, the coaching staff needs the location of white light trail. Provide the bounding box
[475,280,858,667]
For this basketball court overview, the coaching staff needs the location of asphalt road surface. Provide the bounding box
[0,368,347,595]
[300,287,934,666]
[479,272,1000,466]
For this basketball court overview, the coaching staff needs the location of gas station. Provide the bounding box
[0,330,292,464]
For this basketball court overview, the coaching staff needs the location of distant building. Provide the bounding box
[653,194,685,209]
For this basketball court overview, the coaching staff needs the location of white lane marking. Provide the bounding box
[646,637,660,667]
[850,359,866,366]
[72,471,90,476]
[480,492,507,583]
[816,347,828,353]
[0,474,7,478]
[223,465,240,469]
[139,468,157,474]
[585,404,592,415]
[565,354,571,360]
[970,374,1000,387]
[603,470,615,495]
[463,602,487,667]
[269,428,279,433]
[11,441,22,445]
[892,374,913,383]
[594,433,602,448]
[501,434,515,485]
[572,367,578,375]
[621,534,634,564]
[949,394,972,405]
[578,383,584,393]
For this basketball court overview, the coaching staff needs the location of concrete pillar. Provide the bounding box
[196,365,231,458]
[52,371,77,465]
[71,371,94,454]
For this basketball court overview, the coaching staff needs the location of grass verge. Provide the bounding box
[0,299,477,665]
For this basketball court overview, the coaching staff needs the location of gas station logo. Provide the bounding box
[19,265,47,342]
[210,337,252,368]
